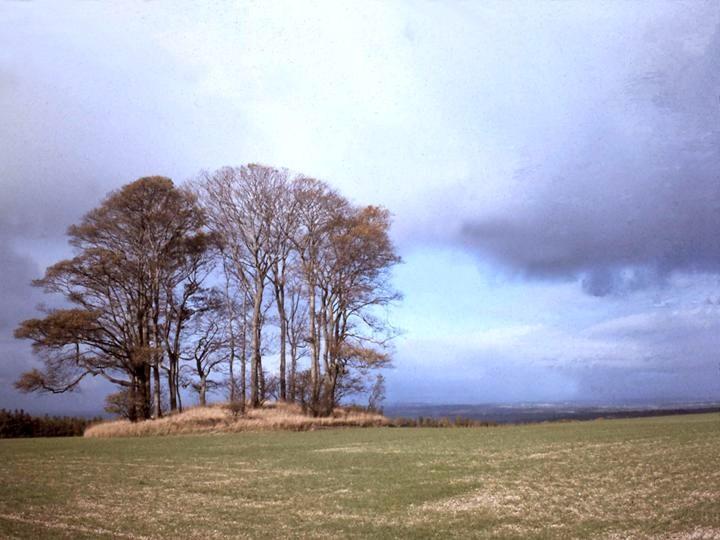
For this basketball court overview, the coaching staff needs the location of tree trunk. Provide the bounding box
[133,365,151,421]
[240,344,246,410]
[168,357,178,412]
[240,298,247,412]
[320,294,331,374]
[275,286,287,401]
[289,341,298,402]
[199,377,207,407]
[128,375,139,422]
[308,284,320,411]
[321,368,339,417]
[228,336,236,403]
[153,362,162,418]
[176,357,182,412]
[223,262,237,403]
[258,362,265,402]
[177,375,183,412]
[142,364,152,420]
[250,279,264,408]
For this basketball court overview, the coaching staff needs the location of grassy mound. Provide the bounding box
[83,402,388,437]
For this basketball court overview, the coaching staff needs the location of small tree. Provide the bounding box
[367,374,386,413]
[184,292,228,407]
[104,390,134,420]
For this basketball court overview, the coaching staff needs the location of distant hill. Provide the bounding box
[384,401,720,424]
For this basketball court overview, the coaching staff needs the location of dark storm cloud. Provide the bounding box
[0,241,39,331]
[459,19,720,295]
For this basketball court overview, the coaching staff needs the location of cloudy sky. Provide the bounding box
[2,1,719,414]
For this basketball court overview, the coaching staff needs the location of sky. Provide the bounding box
[1,1,719,414]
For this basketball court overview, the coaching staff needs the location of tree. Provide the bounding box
[367,373,386,413]
[285,270,308,402]
[290,177,349,412]
[268,184,298,401]
[183,291,228,406]
[158,235,216,413]
[15,177,210,421]
[198,165,289,407]
[314,205,401,414]
[216,251,254,410]
[16,168,401,420]
[104,389,134,420]
[291,179,400,415]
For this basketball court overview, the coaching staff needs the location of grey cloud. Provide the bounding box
[459,16,720,295]
[0,234,135,416]
[0,240,40,331]
[0,238,89,414]
[570,362,719,405]
[579,267,672,298]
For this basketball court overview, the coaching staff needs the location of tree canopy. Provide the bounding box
[16,167,401,419]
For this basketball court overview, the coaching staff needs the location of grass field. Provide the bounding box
[1,413,718,539]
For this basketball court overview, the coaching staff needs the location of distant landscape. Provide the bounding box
[385,401,720,424]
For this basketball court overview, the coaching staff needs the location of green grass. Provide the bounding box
[1,413,719,539]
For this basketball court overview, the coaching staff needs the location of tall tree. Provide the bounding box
[315,205,401,414]
[220,255,243,405]
[198,165,287,407]
[290,177,349,411]
[285,269,308,402]
[14,177,209,421]
[289,179,400,414]
[159,231,215,412]
[269,183,298,401]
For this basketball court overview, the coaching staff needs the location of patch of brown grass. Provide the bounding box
[84,402,389,438]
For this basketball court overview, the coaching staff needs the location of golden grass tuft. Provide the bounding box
[83,401,389,438]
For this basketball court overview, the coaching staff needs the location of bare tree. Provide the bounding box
[290,177,349,412]
[219,254,248,408]
[183,291,228,406]
[269,183,299,401]
[286,270,308,402]
[198,165,288,407]
[159,231,215,413]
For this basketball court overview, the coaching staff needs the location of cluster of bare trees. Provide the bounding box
[15,165,400,420]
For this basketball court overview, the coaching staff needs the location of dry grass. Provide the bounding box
[84,402,389,438]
